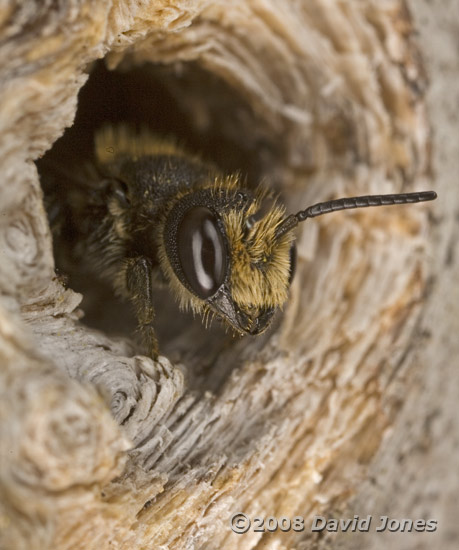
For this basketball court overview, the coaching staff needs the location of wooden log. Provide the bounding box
[0,1,456,549]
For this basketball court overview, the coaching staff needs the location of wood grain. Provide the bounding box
[0,1,455,549]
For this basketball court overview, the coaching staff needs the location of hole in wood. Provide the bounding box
[36,60,280,383]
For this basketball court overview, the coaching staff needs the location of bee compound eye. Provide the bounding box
[177,206,227,299]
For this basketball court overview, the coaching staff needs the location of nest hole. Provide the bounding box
[37,60,284,377]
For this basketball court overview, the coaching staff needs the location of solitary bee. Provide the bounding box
[41,125,436,359]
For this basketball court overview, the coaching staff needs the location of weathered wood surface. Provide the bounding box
[0,1,457,549]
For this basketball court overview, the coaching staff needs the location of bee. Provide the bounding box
[40,125,437,359]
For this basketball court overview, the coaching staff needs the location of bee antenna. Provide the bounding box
[275,191,437,239]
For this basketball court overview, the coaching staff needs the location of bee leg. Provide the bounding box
[124,256,159,359]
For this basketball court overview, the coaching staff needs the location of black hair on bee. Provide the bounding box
[41,125,437,359]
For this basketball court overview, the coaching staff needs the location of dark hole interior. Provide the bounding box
[37,60,282,388]
[40,60,280,181]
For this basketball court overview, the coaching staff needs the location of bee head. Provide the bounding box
[159,174,436,337]
[159,179,296,335]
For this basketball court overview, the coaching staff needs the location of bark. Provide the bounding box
[0,1,457,549]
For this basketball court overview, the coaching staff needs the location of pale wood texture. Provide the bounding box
[0,1,457,549]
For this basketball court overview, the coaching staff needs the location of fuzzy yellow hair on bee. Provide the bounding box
[95,124,196,165]
[222,198,293,309]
